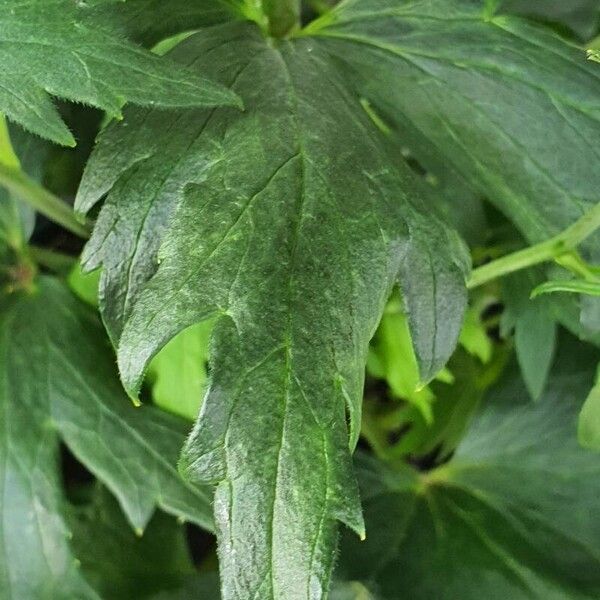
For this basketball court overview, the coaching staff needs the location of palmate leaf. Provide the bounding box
[338,335,600,599]
[0,0,240,146]
[76,23,469,600]
[307,0,600,256]
[0,277,213,599]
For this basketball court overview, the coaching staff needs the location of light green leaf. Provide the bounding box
[0,0,240,146]
[578,364,600,449]
[67,263,100,307]
[147,320,213,421]
[533,279,600,298]
[76,23,468,600]
[0,276,214,598]
[339,335,600,599]
[0,122,50,251]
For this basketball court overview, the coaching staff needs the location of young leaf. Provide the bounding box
[307,0,600,259]
[0,0,240,146]
[339,335,600,599]
[76,23,469,600]
[0,276,214,597]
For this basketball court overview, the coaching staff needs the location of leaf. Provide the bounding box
[502,272,557,400]
[498,0,600,41]
[0,0,240,146]
[0,122,50,250]
[69,486,196,600]
[89,0,240,47]
[147,320,213,421]
[0,276,213,598]
[532,279,600,298]
[338,335,600,599]
[307,0,600,258]
[76,23,469,600]
[578,364,600,449]
[67,262,101,307]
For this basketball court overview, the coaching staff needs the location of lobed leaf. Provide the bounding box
[308,0,600,260]
[339,335,600,599]
[77,22,469,600]
[0,277,213,598]
[0,0,240,146]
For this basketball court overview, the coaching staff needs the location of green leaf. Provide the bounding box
[147,320,213,421]
[578,364,600,449]
[339,335,600,599]
[76,23,469,600]
[0,276,213,597]
[307,0,600,258]
[89,0,240,47]
[69,486,196,600]
[533,279,600,298]
[0,122,50,251]
[67,262,100,307]
[498,0,600,41]
[0,0,240,146]
[502,272,557,400]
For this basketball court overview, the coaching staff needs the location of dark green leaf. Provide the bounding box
[308,0,600,256]
[339,335,600,599]
[69,486,196,600]
[89,0,240,47]
[0,277,213,597]
[0,0,240,146]
[502,272,557,400]
[498,0,600,41]
[76,23,468,600]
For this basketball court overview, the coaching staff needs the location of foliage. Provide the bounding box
[1,1,600,599]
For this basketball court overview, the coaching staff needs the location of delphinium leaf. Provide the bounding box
[147,320,213,421]
[76,22,469,600]
[89,0,242,47]
[0,0,240,146]
[499,0,600,41]
[69,486,196,600]
[338,334,600,599]
[307,0,600,266]
[0,276,214,598]
[502,271,557,400]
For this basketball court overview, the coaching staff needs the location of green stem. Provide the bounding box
[0,163,90,239]
[468,202,600,289]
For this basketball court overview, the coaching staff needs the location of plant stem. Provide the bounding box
[0,163,90,239]
[468,202,600,289]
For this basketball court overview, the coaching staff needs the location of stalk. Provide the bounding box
[468,202,600,289]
